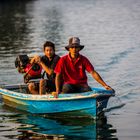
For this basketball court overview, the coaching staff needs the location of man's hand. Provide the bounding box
[104,85,115,93]
[30,55,41,64]
[34,55,41,63]
[52,92,59,98]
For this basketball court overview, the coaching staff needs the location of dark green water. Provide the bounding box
[0,0,140,139]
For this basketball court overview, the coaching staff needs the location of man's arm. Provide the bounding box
[55,73,62,98]
[40,61,53,75]
[33,55,53,75]
[90,70,114,90]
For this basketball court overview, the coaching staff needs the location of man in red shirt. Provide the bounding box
[54,37,114,97]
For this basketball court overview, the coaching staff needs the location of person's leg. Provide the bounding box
[62,84,75,93]
[46,80,56,92]
[75,84,92,93]
[62,84,92,93]
[39,79,46,95]
[28,82,39,94]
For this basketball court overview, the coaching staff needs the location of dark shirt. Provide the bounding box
[41,54,60,80]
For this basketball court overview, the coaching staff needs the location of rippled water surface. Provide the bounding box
[0,0,140,139]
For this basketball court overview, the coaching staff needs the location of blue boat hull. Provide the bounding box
[0,84,114,118]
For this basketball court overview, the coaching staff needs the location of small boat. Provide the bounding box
[0,84,115,118]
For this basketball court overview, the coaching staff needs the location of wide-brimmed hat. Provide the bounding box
[65,37,84,51]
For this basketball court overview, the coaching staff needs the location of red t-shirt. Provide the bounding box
[54,54,94,85]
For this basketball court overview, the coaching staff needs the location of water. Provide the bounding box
[0,0,140,139]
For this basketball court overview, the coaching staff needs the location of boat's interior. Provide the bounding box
[3,84,30,94]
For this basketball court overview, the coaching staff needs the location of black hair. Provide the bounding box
[43,41,55,51]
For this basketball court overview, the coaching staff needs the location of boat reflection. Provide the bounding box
[15,114,117,140]
[0,105,117,140]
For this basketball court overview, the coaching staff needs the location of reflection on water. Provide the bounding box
[0,106,117,140]
[0,0,140,139]
[0,0,63,57]
[0,0,32,55]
